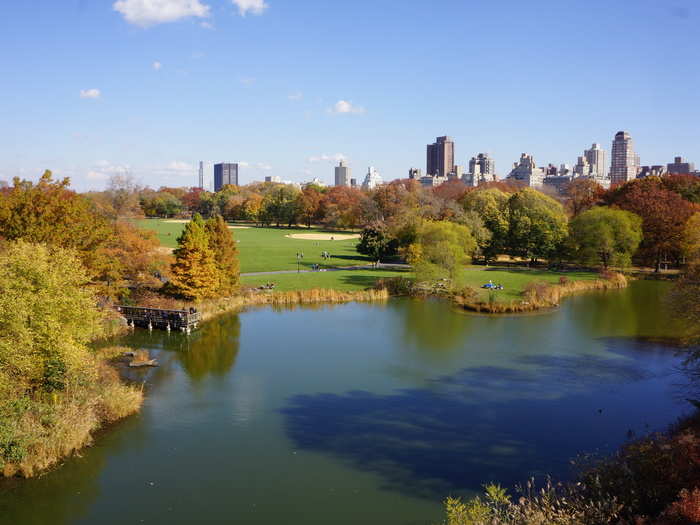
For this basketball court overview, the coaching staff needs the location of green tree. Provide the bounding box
[0,241,103,396]
[205,215,240,296]
[169,214,219,300]
[261,185,300,227]
[569,207,643,268]
[460,188,509,262]
[407,221,476,281]
[356,222,398,262]
[506,188,568,263]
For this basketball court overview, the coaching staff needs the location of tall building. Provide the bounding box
[609,131,640,185]
[506,153,545,187]
[584,143,606,179]
[468,153,496,180]
[334,160,351,186]
[362,167,383,190]
[214,162,238,191]
[426,136,454,177]
[667,156,696,175]
[198,161,204,189]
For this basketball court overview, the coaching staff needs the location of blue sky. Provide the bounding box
[1,0,698,191]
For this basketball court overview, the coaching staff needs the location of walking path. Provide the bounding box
[241,263,410,277]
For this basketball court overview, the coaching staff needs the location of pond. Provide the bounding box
[0,281,693,525]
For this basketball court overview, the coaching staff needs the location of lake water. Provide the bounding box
[0,281,693,525]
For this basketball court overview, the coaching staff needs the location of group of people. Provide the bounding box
[482,280,504,290]
[321,251,331,260]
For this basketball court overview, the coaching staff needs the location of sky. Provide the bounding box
[1,0,698,191]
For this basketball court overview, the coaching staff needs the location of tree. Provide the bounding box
[605,177,698,270]
[407,221,476,281]
[169,214,219,300]
[569,207,642,268]
[563,178,604,216]
[296,186,323,228]
[460,188,509,262]
[321,186,366,229]
[260,185,300,227]
[0,171,115,282]
[356,222,398,261]
[682,212,700,262]
[205,215,240,296]
[0,241,103,396]
[506,188,569,263]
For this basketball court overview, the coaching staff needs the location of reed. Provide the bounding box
[2,350,143,478]
[195,288,390,322]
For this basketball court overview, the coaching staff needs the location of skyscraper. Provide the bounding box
[610,132,639,185]
[214,163,239,191]
[334,160,351,186]
[584,143,606,179]
[426,136,454,177]
[198,161,204,189]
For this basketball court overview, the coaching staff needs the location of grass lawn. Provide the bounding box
[135,218,369,273]
[135,219,599,299]
[457,267,599,303]
[241,269,409,292]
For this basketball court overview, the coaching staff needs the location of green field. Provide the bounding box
[135,219,368,273]
[136,219,598,300]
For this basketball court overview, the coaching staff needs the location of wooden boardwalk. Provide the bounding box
[116,306,201,331]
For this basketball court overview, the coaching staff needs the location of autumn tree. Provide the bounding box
[321,186,366,229]
[407,221,476,281]
[260,185,300,227]
[605,177,698,270]
[563,178,604,216]
[296,186,324,228]
[169,214,219,300]
[506,188,569,263]
[205,215,240,295]
[569,207,642,268]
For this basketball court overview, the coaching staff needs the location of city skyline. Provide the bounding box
[1,1,699,190]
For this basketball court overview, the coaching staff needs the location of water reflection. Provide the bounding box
[0,415,145,525]
[282,348,690,499]
[390,299,474,352]
[175,315,241,381]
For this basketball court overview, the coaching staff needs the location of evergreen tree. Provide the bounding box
[205,215,240,295]
[169,214,219,301]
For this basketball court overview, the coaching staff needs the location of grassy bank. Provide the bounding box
[1,348,142,478]
[241,268,408,291]
[454,272,628,313]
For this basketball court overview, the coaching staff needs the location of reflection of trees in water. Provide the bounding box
[570,281,685,340]
[0,415,145,525]
[391,298,473,352]
[176,315,241,381]
[281,351,687,500]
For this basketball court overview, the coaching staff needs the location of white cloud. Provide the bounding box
[200,21,214,29]
[232,0,269,16]
[328,100,365,115]
[113,0,210,27]
[239,77,256,85]
[288,91,303,101]
[79,88,101,99]
[256,163,272,171]
[87,161,131,180]
[307,153,347,163]
[156,161,195,175]
[152,61,162,70]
